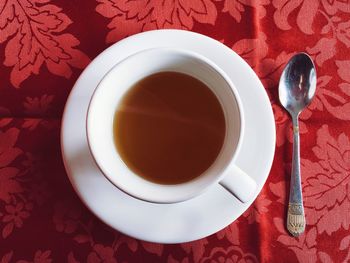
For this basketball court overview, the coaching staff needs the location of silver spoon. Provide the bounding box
[279,53,317,236]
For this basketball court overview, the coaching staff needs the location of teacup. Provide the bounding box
[87,48,257,203]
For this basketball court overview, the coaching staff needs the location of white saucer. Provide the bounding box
[61,30,276,244]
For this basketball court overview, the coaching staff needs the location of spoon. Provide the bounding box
[279,53,317,236]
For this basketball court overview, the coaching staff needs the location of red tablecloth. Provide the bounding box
[1,0,350,262]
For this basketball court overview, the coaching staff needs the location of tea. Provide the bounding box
[114,72,226,184]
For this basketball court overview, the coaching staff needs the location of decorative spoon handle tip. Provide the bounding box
[287,203,305,236]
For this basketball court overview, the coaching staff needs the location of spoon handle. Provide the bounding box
[287,116,305,236]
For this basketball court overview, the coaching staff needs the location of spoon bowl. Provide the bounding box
[279,53,317,116]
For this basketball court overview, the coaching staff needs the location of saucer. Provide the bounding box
[61,30,276,244]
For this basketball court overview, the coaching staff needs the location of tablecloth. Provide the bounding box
[1,0,350,262]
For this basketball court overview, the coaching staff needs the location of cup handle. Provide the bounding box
[219,165,257,203]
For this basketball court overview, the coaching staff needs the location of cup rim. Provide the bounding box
[86,47,245,203]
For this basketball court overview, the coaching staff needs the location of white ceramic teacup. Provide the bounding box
[87,48,257,204]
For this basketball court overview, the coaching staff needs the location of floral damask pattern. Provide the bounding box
[0,0,349,262]
[303,125,350,235]
[199,246,258,263]
[0,0,90,88]
[96,0,271,43]
[270,125,350,261]
[0,124,54,240]
[1,250,52,263]
[273,0,350,68]
[273,219,332,263]
[222,0,270,22]
[96,0,218,42]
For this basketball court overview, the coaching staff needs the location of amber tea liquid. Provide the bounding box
[113,72,226,184]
